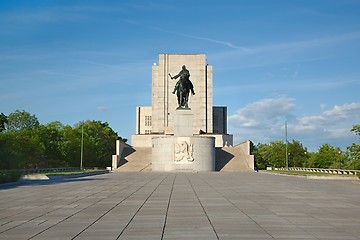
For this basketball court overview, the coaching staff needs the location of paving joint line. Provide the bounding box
[186,174,220,240]
[0,182,87,221]
[161,173,176,240]
[72,173,166,240]
[195,174,277,239]
[0,181,117,234]
[27,173,159,240]
[116,173,170,239]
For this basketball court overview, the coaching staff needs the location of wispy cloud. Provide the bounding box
[210,31,360,67]
[125,19,251,51]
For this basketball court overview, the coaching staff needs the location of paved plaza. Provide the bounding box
[1,172,360,240]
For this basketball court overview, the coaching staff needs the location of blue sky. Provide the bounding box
[1,0,360,152]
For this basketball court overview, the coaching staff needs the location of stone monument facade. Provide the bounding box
[132,54,233,148]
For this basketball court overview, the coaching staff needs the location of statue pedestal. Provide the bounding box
[152,108,215,172]
[152,136,215,172]
[174,109,193,136]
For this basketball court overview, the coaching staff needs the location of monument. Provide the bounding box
[151,64,215,171]
[112,54,255,172]
[132,54,233,147]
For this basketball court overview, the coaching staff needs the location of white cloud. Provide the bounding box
[294,103,360,133]
[228,96,295,129]
[324,128,352,139]
[229,99,360,150]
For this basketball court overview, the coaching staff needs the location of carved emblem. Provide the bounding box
[174,141,194,162]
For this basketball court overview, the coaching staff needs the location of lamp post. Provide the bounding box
[80,122,84,170]
[285,121,288,170]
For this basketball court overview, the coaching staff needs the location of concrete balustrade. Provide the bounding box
[277,167,359,175]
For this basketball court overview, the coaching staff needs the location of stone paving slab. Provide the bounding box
[0,172,360,239]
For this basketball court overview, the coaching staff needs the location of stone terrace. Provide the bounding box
[1,172,360,240]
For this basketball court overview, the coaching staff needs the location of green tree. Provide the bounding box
[268,141,287,168]
[346,144,360,169]
[77,120,118,168]
[308,143,342,168]
[350,124,360,136]
[61,125,81,167]
[346,124,360,169]
[0,128,44,169]
[1,110,123,169]
[287,140,308,167]
[0,113,7,132]
[6,110,39,131]
[0,111,44,169]
[253,143,268,170]
[254,140,309,169]
[0,131,16,169]
[38,121,67,167]
[254,141,286,168]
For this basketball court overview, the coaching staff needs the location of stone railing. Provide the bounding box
[277,167,359,175]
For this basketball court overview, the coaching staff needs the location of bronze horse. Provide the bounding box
[175,77,194,108]
[169,65,195,109]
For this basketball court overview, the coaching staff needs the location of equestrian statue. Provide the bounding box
[169,65,195,109]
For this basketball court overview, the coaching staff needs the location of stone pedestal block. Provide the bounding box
[174,109,193,136]
[152,136,215,172]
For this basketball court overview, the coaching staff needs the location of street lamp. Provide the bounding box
[285,121,288,170]
[80,122,84,170]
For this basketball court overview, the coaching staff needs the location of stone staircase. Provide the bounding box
[114,143,254,172]
[113,147,152,172]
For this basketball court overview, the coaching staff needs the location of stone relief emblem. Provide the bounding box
[174,141,194,162]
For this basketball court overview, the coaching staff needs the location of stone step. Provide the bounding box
[114,146,253,172]
[113,147,152,172]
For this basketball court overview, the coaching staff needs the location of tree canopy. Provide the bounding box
[252,124,359,170]
[6,110,39,131]
[351,125,360,136]
[1,110,359,171]
[0,110,122,170]
[0,113,7,132]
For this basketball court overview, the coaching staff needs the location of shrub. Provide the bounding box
[0,170,22,184]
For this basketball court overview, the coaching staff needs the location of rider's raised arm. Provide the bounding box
[172,72,181,79]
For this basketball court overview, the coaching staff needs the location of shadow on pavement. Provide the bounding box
[0,177,103,190]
